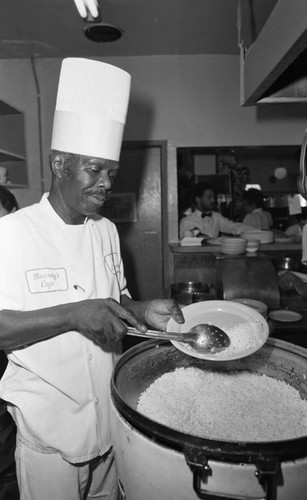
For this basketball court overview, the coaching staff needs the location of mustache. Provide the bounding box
[86,189,112,200]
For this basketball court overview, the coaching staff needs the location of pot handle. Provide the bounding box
[184,446,280,500]
[298,127,307,200]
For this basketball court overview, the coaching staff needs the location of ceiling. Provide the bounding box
[0,0,278,60]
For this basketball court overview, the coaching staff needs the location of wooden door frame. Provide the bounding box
[121,140,173,297]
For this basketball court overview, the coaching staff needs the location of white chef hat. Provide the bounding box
[51,58,131,161]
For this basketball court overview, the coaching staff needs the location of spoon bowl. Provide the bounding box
[188,323,230,353]
[126,324,230,353]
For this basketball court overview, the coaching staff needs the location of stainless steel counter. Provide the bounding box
[170,242,302,254]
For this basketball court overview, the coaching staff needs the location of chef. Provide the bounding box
[0,58,184,500]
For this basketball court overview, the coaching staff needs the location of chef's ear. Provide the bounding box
[51,153,65,179]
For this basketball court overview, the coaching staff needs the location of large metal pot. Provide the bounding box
[111,338,307,500]
[170,281,215,305]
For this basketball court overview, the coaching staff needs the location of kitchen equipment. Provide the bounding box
[269,310,303,323]
[167,300,268,361]
[127,325,230,354]
[215,254,280,308]
[220,237,247,255]
[274,235,293,244]
[246,239,260,253]
[111,338,307,500]
[170,281,215,306]
[231,298,268,319]
[274,257,301,272]
[241,230,274,244]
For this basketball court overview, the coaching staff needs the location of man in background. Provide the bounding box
[242,188,273,230]
[179,182,256,239]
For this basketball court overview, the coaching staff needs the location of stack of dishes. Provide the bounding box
[231,298,268,319]
[241,230,274,244]
[220,237,247,255]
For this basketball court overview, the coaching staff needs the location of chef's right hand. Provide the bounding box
[69,298,147,346]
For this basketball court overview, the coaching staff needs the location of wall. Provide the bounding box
[1,54,307,212]
[0,59,41,208]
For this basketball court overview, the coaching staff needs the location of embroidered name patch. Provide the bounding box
[26,268,68,294]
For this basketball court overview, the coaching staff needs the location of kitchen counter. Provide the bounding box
[170,241,302,254]
[168,241,302,291]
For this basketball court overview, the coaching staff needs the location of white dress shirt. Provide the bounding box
[243,208,273,230]
[179,209,256,239]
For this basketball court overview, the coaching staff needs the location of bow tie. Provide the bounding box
[201,211,212,218]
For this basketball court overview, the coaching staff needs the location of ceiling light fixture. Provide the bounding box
[73,0,123,43]
[73,0,100,20]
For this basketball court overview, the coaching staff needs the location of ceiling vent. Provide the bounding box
[73,0,123,43]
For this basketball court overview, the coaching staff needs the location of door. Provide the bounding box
[100,141,166,301]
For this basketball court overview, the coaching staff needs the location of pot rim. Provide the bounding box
[111,338,307,465]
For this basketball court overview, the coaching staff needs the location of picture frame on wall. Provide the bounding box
[101,192,138,223]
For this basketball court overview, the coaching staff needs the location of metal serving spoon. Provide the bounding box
[127,323,230,353]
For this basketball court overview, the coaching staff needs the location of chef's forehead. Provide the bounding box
[49,150,119,168]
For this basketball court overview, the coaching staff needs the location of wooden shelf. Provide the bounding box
[0,100,27,187]
[0,149,26,162]
[0,183,28,189]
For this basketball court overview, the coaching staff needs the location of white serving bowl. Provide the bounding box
[246,239,260,253]
[167,300,269,361]
[241,231,274,244]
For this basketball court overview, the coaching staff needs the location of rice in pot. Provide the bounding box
[137,367,307,441]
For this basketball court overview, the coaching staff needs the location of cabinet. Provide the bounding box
[0,99,27,188]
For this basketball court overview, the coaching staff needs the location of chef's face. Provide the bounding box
[198,189,216,211]
[55,153,119,222]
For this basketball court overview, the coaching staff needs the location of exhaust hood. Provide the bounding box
[240,0,307,105]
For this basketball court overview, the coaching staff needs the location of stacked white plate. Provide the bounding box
[220,237,247,255]
[231,298,268,319]
[241,230,274,244]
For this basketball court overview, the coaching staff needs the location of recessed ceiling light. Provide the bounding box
[84,23,123,43]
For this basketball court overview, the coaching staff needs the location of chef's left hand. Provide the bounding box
[143,299,185,331]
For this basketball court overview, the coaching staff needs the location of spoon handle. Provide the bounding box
[126,326,196,343]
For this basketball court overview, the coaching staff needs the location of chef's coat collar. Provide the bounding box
[42,193,90,227]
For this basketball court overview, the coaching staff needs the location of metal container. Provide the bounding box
[170,281,214,305]
[215,255,280,308]
[274,257,301,272]
[111,338,307,500]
